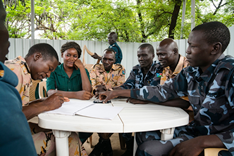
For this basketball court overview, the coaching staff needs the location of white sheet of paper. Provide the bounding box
[76,104,124,120]
[46,99,94,115]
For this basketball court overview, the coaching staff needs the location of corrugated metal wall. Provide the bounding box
[7,26,234,78]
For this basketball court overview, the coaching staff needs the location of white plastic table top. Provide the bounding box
[38,98,189,156]
[111,99,189,133]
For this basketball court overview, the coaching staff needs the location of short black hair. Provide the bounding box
[103,48,116,59]
[109,32,118,40]
[61,42,82,58]
[138,43,154,55]
[26,43,59,61]
[192,21,230,52]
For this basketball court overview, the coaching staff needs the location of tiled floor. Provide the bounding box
[83,133,126,156]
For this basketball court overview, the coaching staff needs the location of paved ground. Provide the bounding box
[83,133,126,156]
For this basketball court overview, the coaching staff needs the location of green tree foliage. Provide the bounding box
[4,0,234,42]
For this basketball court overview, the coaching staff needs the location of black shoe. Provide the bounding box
[89,138,113,156]
[121,138,133,156]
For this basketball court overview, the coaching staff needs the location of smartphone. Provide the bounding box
[93,99,111,103]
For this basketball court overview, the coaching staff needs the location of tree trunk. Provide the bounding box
[169,0,182,39]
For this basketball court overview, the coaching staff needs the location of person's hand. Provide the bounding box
[43,93,69,111]
[91,53,102,60]
[94,84,107,99]
[79,91,93,100]
[169,137,204,156]
[127,98,148,104]
[74,59,84,70]
[99,91,118,103]
[96,84,107,92]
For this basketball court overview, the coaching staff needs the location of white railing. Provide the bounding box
[7,26,234,78]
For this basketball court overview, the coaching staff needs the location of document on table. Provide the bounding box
[45,99,123,120]
[75,104,123,120]
[45,99,94,115]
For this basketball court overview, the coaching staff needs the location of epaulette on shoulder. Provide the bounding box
[92,63,102,69]
[113,64,124,70]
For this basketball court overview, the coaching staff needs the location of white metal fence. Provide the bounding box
[7,26,234,78]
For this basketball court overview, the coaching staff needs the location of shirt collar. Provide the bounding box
[56,63,81,78]
[164,55,187,77]
[96,64,120,73]
[134,61,160,75]
[15,56,30,75]
[190,54,227,82]
[111,42,117,46]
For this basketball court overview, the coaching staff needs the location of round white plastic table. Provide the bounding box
[38,98,189,156]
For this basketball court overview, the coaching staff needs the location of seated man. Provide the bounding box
[118,42,190,155]
[4,43,85,156]
[99,21,234,156]
[156,38,193,121]
[90,48,125,93]
[156,38,188,85]
[117,43,163,156]
[89,48,125,156]
[0,1,37,155]
[94,43,167,156]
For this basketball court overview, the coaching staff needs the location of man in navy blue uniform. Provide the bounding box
[107,32,122,64]
[92,32,123,64]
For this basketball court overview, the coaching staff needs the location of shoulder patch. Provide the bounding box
[122,69,125,75]
[156,73,162,77]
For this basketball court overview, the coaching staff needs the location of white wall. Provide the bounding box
[7,25,234,78]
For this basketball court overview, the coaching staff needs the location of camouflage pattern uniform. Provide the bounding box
[121,61,163,90]
[120,61,163,141]
[131,55,234,155]
[90,63,125,91]
[4,56,31,106]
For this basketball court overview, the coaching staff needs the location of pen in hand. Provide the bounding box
[54,80,70,102]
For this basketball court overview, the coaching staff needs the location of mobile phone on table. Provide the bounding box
[93,99,111,103]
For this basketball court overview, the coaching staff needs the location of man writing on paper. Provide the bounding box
[4,43,89,156]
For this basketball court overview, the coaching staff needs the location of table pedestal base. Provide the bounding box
[160,128,175,141]
[53,130,71,156]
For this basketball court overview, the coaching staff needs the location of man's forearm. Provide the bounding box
[198,135,225,149]
[79,67,92,92]
[23,100,47,120]
[158,98,190,109]
[113,90,131,98]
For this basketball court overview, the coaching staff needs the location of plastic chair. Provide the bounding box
[204,148,228,156]
[38,79,47,98]
[82,45,100,73]
[29,79,41,101]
